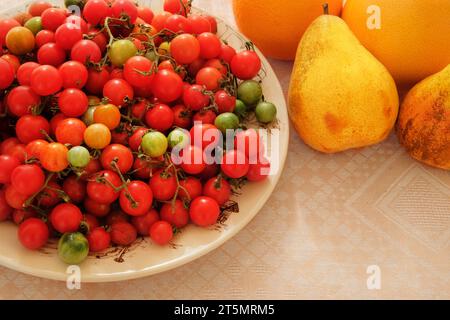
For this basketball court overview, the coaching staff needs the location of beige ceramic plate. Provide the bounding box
[0,1,289,282]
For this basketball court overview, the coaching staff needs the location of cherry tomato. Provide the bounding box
[203,176,231,206]
[16,115,50,144]
[93,103,121,130]
[25,139,48,160]
[220,44,236,64]
[87,29,107,53]
[152,69,183,103]
[196,67,222,91]
[100,144,133,173]
[0,189,13,221]
[5,26,35,55]
[58,88,89,117]
[0,19,20,46]
[163,0,190,16]
[0,58,14,89]
[160,200,189,228]
[49,113,68,135]
[231,50,261,80]
[189,196,220,227]
[55,118,87,146]
[87,227,111,252]
[83,214,99,232]
[55,23,82,50]
[6,86,41,117]
[62,175,86,204]
[4,184,28,209]
[12,208,37,225]
[71,39,102,64]
[40,142,69,172]
[36,42,65,66]
[197,32,221,60]
[172,104,192,129]
[50,203,83,233]
[1,54,20,72]
[193,109,217,125]
[187,58,205,77]
[215,90,236,113]
[177,177,202,207]
[189,123,220,150]
[123,56,153,88]
[87,170,122,204]
[150,220,173,245]
[37,181,62,208]
[103,79,134,106]
[188,15,211,34]
[35,30,55,47]
[110,221,137,246]
[17,62,40,86]
[183,84,210,111]
[11,164,45,196]
[205,16,217,33]
[106,209,130,225]
[85,66,110,95]
[234,129,264,162]
[18,218,49,250]
[119,181,153,216]
[6,144,27,164]
[41,8,66,31]
[130,99,148,120]
[129,127,148,151]
[59,60,88,89]
[246,159,271,182]
[149,169,177,201]
[137,6,154,24]
[144,103,174,132]
[28,1,53,17]
[131,209,158,236]
[0,137,20,155]
[83,0,110,25]
[30,65,63,96]
[84,197,110,217]
[84,123,111,149]
[111,0,138,23]
[0,155,20,184]
[221,150,249,179]
[132,158,151,180]
[179,145,206,175]
[164,14,192,33]
[64,15,88,34]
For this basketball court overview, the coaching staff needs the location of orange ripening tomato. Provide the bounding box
[5,26,35,55]
[25,139,49,160]
[40,142,69,172]
[84,123,112,150]
[93,104,121,130]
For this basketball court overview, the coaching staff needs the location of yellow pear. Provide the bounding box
[288,5,399,153]
[397,65,450,170]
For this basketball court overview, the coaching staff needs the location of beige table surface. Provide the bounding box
[1,0,449,299]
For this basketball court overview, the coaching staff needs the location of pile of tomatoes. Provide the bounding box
[0,0,276,265]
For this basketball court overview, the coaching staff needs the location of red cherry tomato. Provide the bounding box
[55,118,87,146]
[128,127,148,151]
[87,170,122,204]
[15,115,50,144]
[0,189,13,221]
[30,65,63,96]
[18,218,49,250]
[183,84,210,111]
[25,139,48,161]
[221,150,250,179]
[83,0,110,25]
[203,176,231,206]
[234,129,264,162]
[171,34,200,65]
[189,196,220,227]
[4,184,28,209]
[0,155,20,184]
[150,220,173,245]
[71,39,102,64]
[110,221,137,246]
[41,8,67,32]
[246,159,271,182]
[28,1,52,17]
[179,145,206,175]
[151,70,183,103]
[177,176,202,202]
[59,88,89,117]
[100,144,134,173]
[197,32,221,60]
[220,44,236,64]
[119,180,153,216]
[62,175,86,204]
[164,14,192,33]
[84,197,111,217]
[37,181,62,208]
[35,30,55,47]
[0,58,14,89]
[163,0,190,16]
[17,62,40,86]
[160,200,189,228]
[131,209,159,236]
[151,12,172,32]
[149,169,177,201]
[188,15,211,34]
[215,90,236,113]
[172,104,192,129]
[193,109,217,125]
[195,67,222,91]
[87,227,111,252]
[230,50,262,80]
[103,78,134,106]
[59,61,88,89]
[11,164,45,196]
[40,142,69,172]
[137,6,154,24]
[50,203,83,233]
[144,103,174,132]
[6,86,41,117]
[55,23,82,50]
[85,66,110,95]
[123,56,153,88]
[111,0,138,23]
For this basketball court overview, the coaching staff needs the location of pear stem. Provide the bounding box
[323,3,329,15]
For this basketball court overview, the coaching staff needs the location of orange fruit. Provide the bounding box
[5,26,35,55]
[342,0,450,85]
[232,0,342,61]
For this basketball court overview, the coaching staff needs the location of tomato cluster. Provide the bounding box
[0,0,276,265]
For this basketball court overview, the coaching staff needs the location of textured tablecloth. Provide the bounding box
[0,0,449,299]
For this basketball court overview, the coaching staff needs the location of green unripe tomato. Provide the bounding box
[58,232,89,265]
[24,17,42,35]
[237,80,262,106]
[168,128,190,149]
[82,106,97,126]
[109,40,138,67]
[234,99,247,118]
[255,101,277,124]
[67,146,91,168]
[215,112,240,133]
[141,131,168,157]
